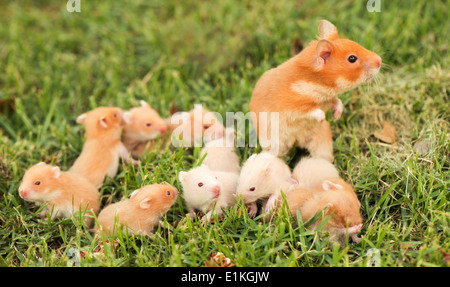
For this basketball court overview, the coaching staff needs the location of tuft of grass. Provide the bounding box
[0,0,449,267]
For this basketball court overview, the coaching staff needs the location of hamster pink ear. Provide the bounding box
[318,20,339,40]
[76,113,87,124]
[51,166,61,178]
[316,40,334,67]
[36,162,46,166]
[322,180,343,191]
[99,116,108,128]
[287,177,298,185]
[139,198,152,209]
[140,100,150,108]
[122,111,132,125]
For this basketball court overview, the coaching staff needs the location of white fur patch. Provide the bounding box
[322,180,343,191]
[290,80,336,101]
[291,74,372,101]
[309,108,325,122]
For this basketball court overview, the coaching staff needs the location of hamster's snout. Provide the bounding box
[373,55,381,68]
[368,55,382,69]
[211,185,221,198]
[18,188,29,199]
[159,126,167,134]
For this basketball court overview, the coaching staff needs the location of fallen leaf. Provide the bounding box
[413,141,430,155]
[374,121,397,143]
[400,243,413,250]
[204,252,235,267]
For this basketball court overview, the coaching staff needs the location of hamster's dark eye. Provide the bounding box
[249,187,255,192]
[113,113,117,118]
[166,190,171,196]
[34,181,41,186]
[347,55,358,63]
[146,123,152,127]
[203,125,210,130]
[198,182,204,187]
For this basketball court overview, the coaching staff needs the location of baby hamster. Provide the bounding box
[95,183,178,236]
[178,164,239,223]
[122,100,168,158]
[167,105,225,147]
[235,152,297,218]
[286,177,363,244]
[18,162,100,226]
[69,106,139,188]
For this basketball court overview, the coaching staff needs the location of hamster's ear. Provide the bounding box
[316,40,334,67]
[51,166,61,178]
[99,116,108,128]
[130,189,139,199]
[139,198,152,209]
[318,20,339,41]
[122,111,132,125]
[140,100,150,108]
[76,113,87,124]
[322,180,343,191]
[287,177,298,185]
[36,162,46,166]
[178,171,187,182]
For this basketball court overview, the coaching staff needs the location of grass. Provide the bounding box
[0,0,449,267]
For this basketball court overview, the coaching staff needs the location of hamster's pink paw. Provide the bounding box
[247,202,258,218]
[264,195,278,213]
[351,234,362,243]
[333,99,343,120]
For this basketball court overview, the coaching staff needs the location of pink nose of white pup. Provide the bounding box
[211,185,221,198]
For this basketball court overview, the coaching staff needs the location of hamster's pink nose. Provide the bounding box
[19,189,29,199]
[215,129,225,138]
[159,126,167,134]
[211,185,221,198]
[373,56,381,68]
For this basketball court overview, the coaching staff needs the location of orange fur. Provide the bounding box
[95,183,178,235]
[122,101,168,158]
[286,177,362,243]
[250,20,381,159]
[166,106,225,147]
[18,162,100,226]
[69,107,138,188]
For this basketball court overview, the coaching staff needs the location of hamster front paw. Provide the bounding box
[310,108,325,122]
[333,98,343,120]
[246,202,258,218]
